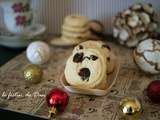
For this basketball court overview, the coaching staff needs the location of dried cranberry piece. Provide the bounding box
[107,57,110,61]
[90,55,98,61]
[78,68,90,81]
[73,53,84,63]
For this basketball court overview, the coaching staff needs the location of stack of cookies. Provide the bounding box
[61,15,90,44]
[51,15,105,46]
[64,41,115,90]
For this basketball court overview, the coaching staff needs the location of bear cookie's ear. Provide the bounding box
[78,45,84,49]
[102,44,111,51]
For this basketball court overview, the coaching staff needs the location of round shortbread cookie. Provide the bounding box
[89,20,104,33]
[64,48,108,89]
[62,23,89,33]
[61,36,83,44]
[62,30,90,39]
[64,15,89,27]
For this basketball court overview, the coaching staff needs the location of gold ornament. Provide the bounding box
[119,97,142,120]
[24,64,43,84]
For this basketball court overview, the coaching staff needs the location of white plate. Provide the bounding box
[0,24,46,48]
[60,59,120,96]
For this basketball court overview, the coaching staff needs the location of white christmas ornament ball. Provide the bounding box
[133,39,160,74]
[26,41,51,64]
